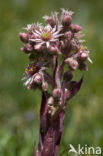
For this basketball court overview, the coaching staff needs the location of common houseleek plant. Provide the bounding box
[19,9,92,156]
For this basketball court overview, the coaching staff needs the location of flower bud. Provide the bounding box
[43,12,58,28]
[65,58,78,70]
[70,24,82,33]
[43,17,56,28]
[21,43,33,53]
[61,16,72,26]
[34,73,42,84]
[53,88,61,98]
[69,59,78,70]
[78,51,89,61]
[48,45,60,54]
[47,97,54,105]
[19,32,28,43]
[42,81,48,91]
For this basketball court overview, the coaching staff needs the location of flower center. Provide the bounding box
[41,32,52,41]
[25,64,36,75]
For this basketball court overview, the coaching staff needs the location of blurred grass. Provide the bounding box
[0,0,103,155]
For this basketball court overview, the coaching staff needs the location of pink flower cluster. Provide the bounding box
[20,9,92,91]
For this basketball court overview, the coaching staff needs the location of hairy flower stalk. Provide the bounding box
[19,9,92,156]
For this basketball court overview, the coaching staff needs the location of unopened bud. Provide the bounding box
[65,58,78,70]
[53,88,61,98]
[43,12,58,28]
[47,97,54,105]
[34,74,42,84]
[49,45,60,54]
[42,81,48,91]
[61,16,72,26]
[43,17,56,28]
[21,43,33,53]
[69,59,78,70]
[19,32,28,43]
[70,24,82,33]
[78,51,89,61]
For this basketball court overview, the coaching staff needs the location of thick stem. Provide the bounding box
[36,92,65,156]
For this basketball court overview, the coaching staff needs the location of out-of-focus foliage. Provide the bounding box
[0,0,103,155]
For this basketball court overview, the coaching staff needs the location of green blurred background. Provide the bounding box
[0,0,103,155]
